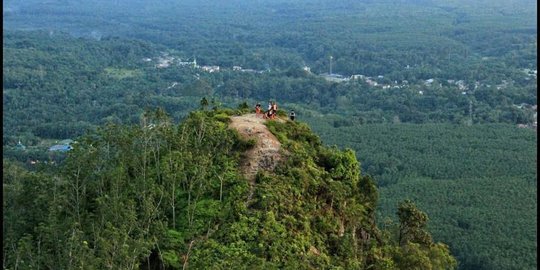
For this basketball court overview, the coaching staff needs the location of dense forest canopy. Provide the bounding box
[3,0,536,269]
[3,30,536,145]
[305,121,537,269]
[3,0,537,75]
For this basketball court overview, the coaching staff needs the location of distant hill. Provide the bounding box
[3,108,457,269]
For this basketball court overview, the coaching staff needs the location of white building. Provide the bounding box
[201,66,220,73]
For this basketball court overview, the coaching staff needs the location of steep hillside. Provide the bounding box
[3,108,457,269]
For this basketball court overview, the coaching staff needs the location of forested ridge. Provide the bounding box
[3,109,457,269]
[3,0,536,269]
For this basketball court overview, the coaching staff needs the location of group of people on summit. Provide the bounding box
[255,101,295,121]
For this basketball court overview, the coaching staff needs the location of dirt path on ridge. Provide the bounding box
[229,113,284,200]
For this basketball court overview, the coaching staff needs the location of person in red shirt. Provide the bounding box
[255,103,262,117]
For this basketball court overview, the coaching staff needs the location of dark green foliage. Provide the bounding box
[199,97,209,110]
[380,176,537,270]
[237,101,250,111]
[308,121,536,270]
[397,200,433,246]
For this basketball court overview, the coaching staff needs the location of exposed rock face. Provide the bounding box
[229,114,283,180]
[229,114,284,201]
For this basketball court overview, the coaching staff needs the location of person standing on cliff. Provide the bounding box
[255,103,262,117]
[271,101,278,119]
[264,100,273,119]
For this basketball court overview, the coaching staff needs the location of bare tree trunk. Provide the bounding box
[352,225,357,259]
[182,240,195,270]
[219,175,223,202]
[172,183,176,228]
